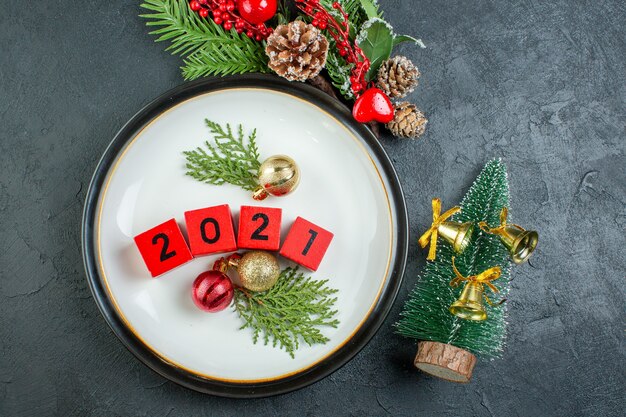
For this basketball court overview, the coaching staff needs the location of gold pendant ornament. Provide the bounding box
[479,207,538,264]
[215,251,281,292]
[448,257,504,321]
[253,155,301,201]
[418,198,474,261]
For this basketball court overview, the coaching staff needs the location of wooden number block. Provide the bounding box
[280,217,334,271]
[133,218,193,277]
[184,204,237,256]
[237,205,282,251]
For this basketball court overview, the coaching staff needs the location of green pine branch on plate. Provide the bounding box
[233,268,340,358]
[183,120,261,191]
[140,0,268,78]
[395,159,512,357]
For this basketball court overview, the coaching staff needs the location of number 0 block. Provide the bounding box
[280,217,334,271]
[133,218,193,277]
[184,204,237,256]
[238,205,282,251]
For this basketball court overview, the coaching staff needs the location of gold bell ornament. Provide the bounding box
[448,257,504,321]
[418,198,474,261]
[214,251,281,292]
[253,155,301,201]
[479,207,538,264]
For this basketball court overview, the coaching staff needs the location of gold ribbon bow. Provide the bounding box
[478,207,523,236]
[418,198,461,261]
[450,257,504,306]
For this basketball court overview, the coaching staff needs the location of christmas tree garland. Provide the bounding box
[140,0,428,139]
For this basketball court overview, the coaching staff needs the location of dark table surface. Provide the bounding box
[1,0,625,416]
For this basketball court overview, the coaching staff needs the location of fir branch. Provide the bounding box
[395,159,512,358]
[233,267,340,358]
[275,0,292,26]
[182,41,269,79]
[183,120,261,191]
[140,0,267,77]
[325,48,356,100]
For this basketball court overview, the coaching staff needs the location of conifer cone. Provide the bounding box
[376,56,420,99]
[386,102,428,139]
[265,21,329,82]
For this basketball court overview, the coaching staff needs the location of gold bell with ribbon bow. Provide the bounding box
[418,198,474,261]
[448,257,504,321]
[479,207,538,264]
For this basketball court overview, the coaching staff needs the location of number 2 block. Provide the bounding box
[184,204,237,256]
[237,205,282,251]
[133,218,193,277]
[280,217,334,271]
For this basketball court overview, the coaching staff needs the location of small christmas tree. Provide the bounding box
[395,159,513,382]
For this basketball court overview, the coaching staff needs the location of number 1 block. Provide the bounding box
[280,217,334,271]
[237,205,282,251]
[133,218,193,277]
[184,204,237,256]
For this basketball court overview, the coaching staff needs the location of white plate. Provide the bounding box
[82,75,407,397]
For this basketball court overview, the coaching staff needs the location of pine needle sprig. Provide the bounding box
[183,120,261,191]
[140,0,268,78]
[181,42,269,80]
[326,47,356,100]
[233,267,340,358]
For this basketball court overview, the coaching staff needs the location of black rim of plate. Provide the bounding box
[82,74,408,398]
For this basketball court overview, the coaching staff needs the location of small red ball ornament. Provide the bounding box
[192,270,234,312]
[352,88,395,123]
[189,0,202,11]
[237,0,277,25]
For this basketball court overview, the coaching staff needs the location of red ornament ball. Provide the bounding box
[237,0,277,25]
[192,270,234,312]
[189,0,202,11]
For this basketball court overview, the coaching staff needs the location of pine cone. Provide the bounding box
[376,56,420,99]
[386,102,427,139]
[265,21,329,82]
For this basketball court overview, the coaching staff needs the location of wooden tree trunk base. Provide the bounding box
[414,341,477,383]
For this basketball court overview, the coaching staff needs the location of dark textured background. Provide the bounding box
[1,0,625,415]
